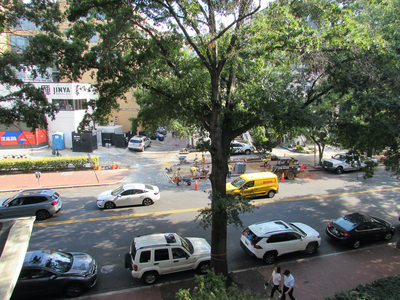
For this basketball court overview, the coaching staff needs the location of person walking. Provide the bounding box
[267,266,282,300]
[281,270,295,300]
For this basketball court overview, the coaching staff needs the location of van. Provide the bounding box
[226,172,279,198]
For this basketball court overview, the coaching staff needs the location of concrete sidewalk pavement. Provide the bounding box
[76,243,400,300]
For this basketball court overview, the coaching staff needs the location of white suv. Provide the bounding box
[125,233,211,284]
[240,220,321,264]
[230,141,252,155]
[128,135,151,152]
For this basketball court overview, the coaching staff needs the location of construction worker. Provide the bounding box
[190,166,199,177]
[228,163,233,178]
[194,153,199,166]
[175,167,182,186]
[262,154,272,169]
[201,154,206,166]
[202,167,209,180]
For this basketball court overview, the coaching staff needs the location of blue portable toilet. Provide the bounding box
[52,132,65,150]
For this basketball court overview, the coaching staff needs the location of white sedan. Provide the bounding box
[230,142,252,155]
[96,184,160,209]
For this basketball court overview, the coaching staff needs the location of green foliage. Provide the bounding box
[0,156,98,172]
[175,269,262,300]
[250,127,280,153]
[325,275,400,300]
[195,192,257,230]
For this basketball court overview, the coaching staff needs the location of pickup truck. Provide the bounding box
[322,153,366,174]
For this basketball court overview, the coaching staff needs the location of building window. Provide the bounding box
[53,99,73,111]
[10,18,40,30]
[10,35,31,52]
[52,99,87,111]
[73,99,87,110]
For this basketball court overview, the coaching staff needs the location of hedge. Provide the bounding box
[0,156,99,172]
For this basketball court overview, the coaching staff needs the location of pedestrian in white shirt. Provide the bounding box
[282,269,296,300]
[267,266,282,300]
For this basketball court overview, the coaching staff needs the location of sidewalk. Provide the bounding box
[78,243,400,300]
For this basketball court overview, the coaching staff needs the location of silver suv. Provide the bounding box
[0,189,62,220]
[128,135,151,152]
[240,220,321,264]
[125,233,211,284]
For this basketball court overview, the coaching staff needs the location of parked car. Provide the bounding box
[125,233,211,284]
[0,189,62,220]
[326,212,395,249]
[150,132,164,141]
[96,184,160,209]
[322,153,378,174]
[156,127,167,136]
[12,250,97,298]
[128,135,151,151]
[230,141,252,155]
[240,220,321,264]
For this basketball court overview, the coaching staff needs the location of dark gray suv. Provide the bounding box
[0,189,62,220]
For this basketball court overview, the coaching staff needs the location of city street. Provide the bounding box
[2,137,400,298]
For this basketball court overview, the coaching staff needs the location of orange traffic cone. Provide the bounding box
[96,164,100,171]
[300,164,303,171]
[116,161,119,169]
[194,180,198,190]
[281,172,285,182]
[112,161,115,170]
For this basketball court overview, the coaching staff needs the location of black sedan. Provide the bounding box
[326,212,395,249]
[12,250,97,298]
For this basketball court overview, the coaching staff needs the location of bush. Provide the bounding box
[0,156,99,172]
[325,275,400,300]
[176,270,262,300]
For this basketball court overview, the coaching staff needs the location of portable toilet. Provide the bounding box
[52,132,65,150]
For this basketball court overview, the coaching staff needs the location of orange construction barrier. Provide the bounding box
[281,172,285,182]
[116,161,119,169]
[112,161,115,170]
[194,180,198,190]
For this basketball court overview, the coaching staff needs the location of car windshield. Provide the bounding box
[130,140,140,144]
[230,177,246,188]
[111,186,124,196]
[332,154,347,161]
[144,185,154,190]
[177,234,194,254]
[45,251,72,273]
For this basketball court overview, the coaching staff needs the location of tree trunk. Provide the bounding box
[208,72,229,278]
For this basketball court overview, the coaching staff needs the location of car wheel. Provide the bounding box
[36,210,51,220]
[267,190,275,198]
[197,261,210,274]
[64,282,84,298]
[384,233,393,241]
[263,252,276,265]
[245,149,251,155]
[352,240,360,249]
[335,167,344,174]
[305,242,318,255]
[142,271,158,285]
[104,202,116,209]
[287,172,295,180]
[142,198,153,206]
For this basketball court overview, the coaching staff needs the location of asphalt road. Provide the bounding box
[4,138,400,299]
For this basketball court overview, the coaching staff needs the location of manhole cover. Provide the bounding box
[101,265,114,274]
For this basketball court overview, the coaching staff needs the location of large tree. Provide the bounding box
[0,0,64,130]
[61,0,385,277]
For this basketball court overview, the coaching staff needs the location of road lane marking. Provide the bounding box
[34,187,400,227]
